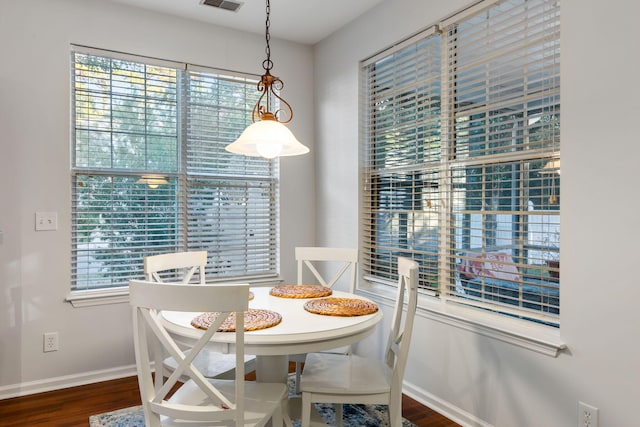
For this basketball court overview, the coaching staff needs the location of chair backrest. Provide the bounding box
[144,251,207,284]
[295,247,358,292]
[385,256,419,399]
[129,279,250,426]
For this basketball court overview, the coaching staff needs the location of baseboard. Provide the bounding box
[0,365,138,400]
[402,379,492,427]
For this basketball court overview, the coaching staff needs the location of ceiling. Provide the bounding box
[104,0,385,45]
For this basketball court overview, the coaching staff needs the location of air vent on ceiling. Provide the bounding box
[201,0,243,13]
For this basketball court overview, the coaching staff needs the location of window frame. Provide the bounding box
[67,46,281,305]
[359,0,564,354]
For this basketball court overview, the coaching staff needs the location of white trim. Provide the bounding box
[362,25,439,67]
[0,365,137,400]
[66,287,130,307]
[66,278,285,307]
[358,282,566,357]
[402,380,492,427]
[439,0,502,28]
[186,63,260,80]
[71,44,183,69]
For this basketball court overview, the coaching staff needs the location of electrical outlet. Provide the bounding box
[579,401,598,427]
[43,332,59,352]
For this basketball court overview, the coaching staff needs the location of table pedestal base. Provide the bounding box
[256,355,326,427]
[287,396,328,427]
[256,355,289,384]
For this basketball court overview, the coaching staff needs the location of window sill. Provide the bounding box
[66,287,131,307]
[66,278,285,308]
[357,282,567,358]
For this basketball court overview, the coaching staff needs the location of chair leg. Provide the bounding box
[143,405,162,427]
[301,393,312,427]
[388,398,402,427]
[152,342,165,392]
[295,361,303,395]
[335,403,344,427]
[282,396,295,427]
[271,402,284,427]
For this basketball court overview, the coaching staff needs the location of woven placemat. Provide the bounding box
[304,297,379,317]
[269,284,333,299]
[191,309,281,332]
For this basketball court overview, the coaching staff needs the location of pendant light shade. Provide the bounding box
[136,174,168,189]
[542,159,561,174]
[226,117,309,158]
[225,0,309,159]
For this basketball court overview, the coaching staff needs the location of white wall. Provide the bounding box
[0,0,314,394]
[3,0,640,425]
[314,0,640,426]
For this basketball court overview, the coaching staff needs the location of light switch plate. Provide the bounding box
[35,212,58,231]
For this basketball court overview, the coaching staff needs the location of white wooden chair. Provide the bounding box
[129,280,287,427]
[144,251,256,384]
[290,247,358,395]
[295,247,358,292]
[144,251,207,284]
[298,256,419,427]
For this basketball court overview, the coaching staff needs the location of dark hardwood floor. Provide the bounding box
[0,368,460,427]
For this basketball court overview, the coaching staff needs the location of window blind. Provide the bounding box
[71,47,278,291]
[361,27,443,291]
[185,69,278,280]
[442,0,560,324]
[361,0,560,325]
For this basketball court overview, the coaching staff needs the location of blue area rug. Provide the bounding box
[89,375,416,427]
[90,403,416,427]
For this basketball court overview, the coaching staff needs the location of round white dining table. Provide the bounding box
[160,286,383,385]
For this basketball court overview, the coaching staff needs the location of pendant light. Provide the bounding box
[225,0,309,159]
[136,174,168,189]
[541,158,560,205]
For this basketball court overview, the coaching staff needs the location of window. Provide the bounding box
[71,47,278,292]
[361,0,560,326]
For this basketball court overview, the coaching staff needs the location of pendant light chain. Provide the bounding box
[263,0,272,72]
